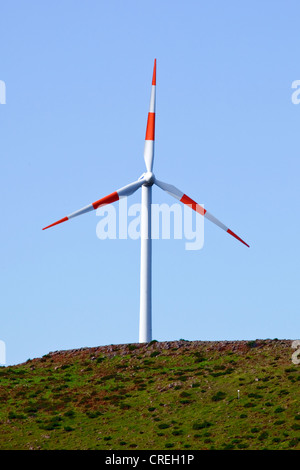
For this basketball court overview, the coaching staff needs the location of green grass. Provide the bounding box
[0,339,299,450]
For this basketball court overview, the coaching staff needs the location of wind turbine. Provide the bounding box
[43,59,249,343]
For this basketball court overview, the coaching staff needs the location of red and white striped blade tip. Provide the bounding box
[182,195,250,247]
[42,217,68,230]
[155,180,249,247]
[152,58,156,85]
[42,191,120,230]
[227,229,249,248]
[42,181,145,231]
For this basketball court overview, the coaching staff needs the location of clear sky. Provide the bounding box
[1,1,299,365]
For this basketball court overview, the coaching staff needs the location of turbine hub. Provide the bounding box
[141,171,155,186]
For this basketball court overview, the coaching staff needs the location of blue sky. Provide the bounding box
[1,1,299,365]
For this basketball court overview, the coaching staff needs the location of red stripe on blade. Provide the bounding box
[152,59,156,86]
[145,112,155,141]
[227,229,249,247]
[42,216,69,230]
[180,194,206,216]
[92,191,119,210]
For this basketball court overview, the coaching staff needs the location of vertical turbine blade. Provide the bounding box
[144,59,156,172]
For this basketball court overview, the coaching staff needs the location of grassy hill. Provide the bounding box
[0,339,299,450]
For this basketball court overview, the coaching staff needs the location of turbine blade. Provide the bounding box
[144,59,156,172]
[155,179,249,247]
[42,178,144,230]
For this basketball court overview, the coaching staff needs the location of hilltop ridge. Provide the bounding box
[0,339,299,450]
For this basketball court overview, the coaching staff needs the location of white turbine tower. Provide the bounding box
[43,59,249,343]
